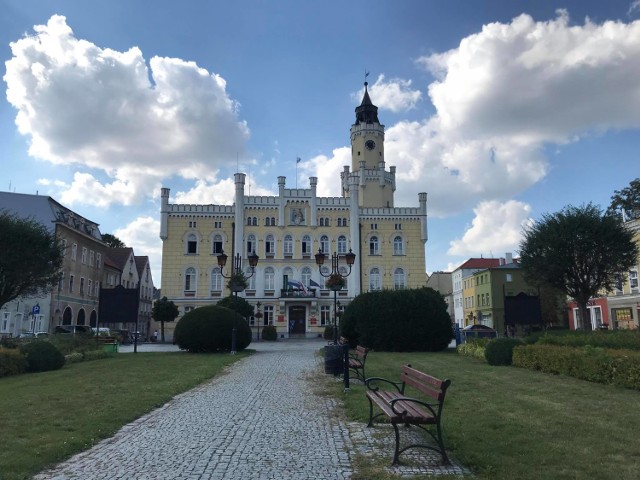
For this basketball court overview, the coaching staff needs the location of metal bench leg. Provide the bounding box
[392,423,401,465]
[436,421,450,465]
[366,397,374,427]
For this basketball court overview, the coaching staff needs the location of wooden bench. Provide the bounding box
[338,337,369,381]
[365,364,451,465]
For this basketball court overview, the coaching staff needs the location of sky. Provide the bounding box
[2,0,640,287]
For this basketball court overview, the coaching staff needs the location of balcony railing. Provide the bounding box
[280,288,317,298]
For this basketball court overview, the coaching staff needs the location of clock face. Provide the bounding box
[365,140,376,150]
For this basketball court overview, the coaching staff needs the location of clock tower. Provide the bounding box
[346,82,396,208]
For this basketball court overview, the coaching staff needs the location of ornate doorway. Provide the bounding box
[288,305,306,336]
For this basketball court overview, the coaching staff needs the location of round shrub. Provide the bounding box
[341,288,453,352]
[174,305,252,353]
[261,325,277,341]
[0,348,28,377]
[484,338,525,366]
[20,341,65,372]
[323,325,334,341]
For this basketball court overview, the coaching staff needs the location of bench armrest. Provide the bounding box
[365,376,404,394]
[389,396,437,417]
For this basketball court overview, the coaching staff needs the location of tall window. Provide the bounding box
[80,277,85,294]
[61,239,67,256]
[393,236,404,255]
[320,235,329,254]
[265,234,275,256]
[301,267,312,288]
[320,305,331,326]
[247,234,256,254]
[96,253,102,268]
[629,270,638,290]
[89,250,95,266]
[319,218,325,227]
[211,267,223,292]
[212,234,223,254]
[283,267,294,289]
[283,235,293,256]
[263,305,274,326]
[337,235,347,254]
[69,274,75,293]
[264,267,275,290]
[336,218,341,227]
[245,267,256,290]
[369,236,380,255]
[394,268,406,290]
[301,235,312,255]
[339,266,349,290]
[71,243,77,260]
[369,268,381,291]
[81,247,87,264]
[184,267,196,292]
[186,234,197,254]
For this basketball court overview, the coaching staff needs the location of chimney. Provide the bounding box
[505,252,513,264]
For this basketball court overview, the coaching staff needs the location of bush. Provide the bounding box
[536,330,640,350]
[65,352,84,364]
[174,305,252,353]
[49,333,97,355]
[513,344,640,390]
[83,349,111,361]
[261,325,277,341]
[457,338,490,361]
[341,288,453,352]
[0,348,28,377]
[484,338,525,366]
[323,325,334,341]
[20,341,65,372]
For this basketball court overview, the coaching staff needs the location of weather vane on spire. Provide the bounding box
[365,70,370,85]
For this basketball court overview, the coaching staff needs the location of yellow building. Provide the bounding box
[159,83,428,339]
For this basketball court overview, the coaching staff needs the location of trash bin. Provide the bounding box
[324,345,344,375]
[102,342,119,353]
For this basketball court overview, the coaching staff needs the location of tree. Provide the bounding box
[102,233,126,248]
[608,178,640,219]
[519,204,638,331]
[216,295,254,319]
[0,211,64,309]
[152,296,179,343]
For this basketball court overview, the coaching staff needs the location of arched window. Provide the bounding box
[247,234,256,254]
[265,234,275,256]
[186,234,198,254]
[342,218,348,226]
[320,235,329,254]
[245,266,256,290]
[252,217,258,226]
[283,267,294,290]
[339,266,349,290]
[283,234,293,256]
[337,218,342,227]
[211,267,223,292]
[369,236,379,255]
[264,267,275,290]
[212,234,223,254]
[185,267,196,292]
[301,267,312,288]
[302,234,312,255]
[247,217,252,226]
[271,217,276,226]
[393,236,404,255]
[319,218,325,227]
[337,235,347,254]
[369,267,381,291]
[394,268,406,290]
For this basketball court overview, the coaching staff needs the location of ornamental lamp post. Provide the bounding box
[217,250,259,353]
[315,249,356,345]
[255,301,263,340]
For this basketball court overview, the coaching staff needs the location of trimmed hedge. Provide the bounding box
[174,305,252,353]
[485,338,525,366]
[513,344,640,390]
[0,348,28,377]
[341,288,453,352]
[261,325,277,341]
[536,330,640,350]
[456,338,490,361]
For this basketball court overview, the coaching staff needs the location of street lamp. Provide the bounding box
[315,249,356,344]
[255,301,263,340]
[217,250,259,295]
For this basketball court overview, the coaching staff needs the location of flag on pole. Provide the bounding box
[296,157,301,164]
[309,279,321,288]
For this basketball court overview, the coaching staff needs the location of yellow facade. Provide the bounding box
[159,84,428,340]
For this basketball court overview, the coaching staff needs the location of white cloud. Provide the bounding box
[629,1,640,17]
[351,75,422,113]
[447,200,533,256]
[297,147,351,197]
[4,15,249,207]
[113,216,163,284]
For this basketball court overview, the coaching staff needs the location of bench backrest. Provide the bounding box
[355,345,368,359]
[400,365,450,402]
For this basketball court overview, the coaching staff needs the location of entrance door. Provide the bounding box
[288,306,306,336]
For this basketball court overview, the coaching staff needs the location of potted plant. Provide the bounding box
[228,272,249,292]
[325,273,345,291]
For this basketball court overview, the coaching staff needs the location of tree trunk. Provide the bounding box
[578,301,592,331]
[161,321,165,343]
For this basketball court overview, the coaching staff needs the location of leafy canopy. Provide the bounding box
[519,203,638,329]
[102,233,126,248]
[0,211,64,308]
[608,177,640,218]
[152,296,179,323]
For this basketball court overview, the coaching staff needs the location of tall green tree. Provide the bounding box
[0,211,64,309]
[102,233,126,248]
[519,204,638,331]
[608,178,640,219]
[152,296,179,343]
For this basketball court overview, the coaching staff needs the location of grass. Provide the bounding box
[0,351,249,480]
[334,349,640,479]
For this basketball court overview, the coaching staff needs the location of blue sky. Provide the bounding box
[2,0,640,286]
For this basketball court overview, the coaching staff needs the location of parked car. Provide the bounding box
[91,327,111,336]
[462,324,497,340]
[54,325,92,335]
[16,332,49,339]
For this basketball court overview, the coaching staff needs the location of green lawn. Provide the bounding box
[335,349,640,480]
[0,351,249,480]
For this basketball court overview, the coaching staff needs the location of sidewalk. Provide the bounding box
[34,339,468,479]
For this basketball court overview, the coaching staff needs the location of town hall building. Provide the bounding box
[159,83,429,339]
